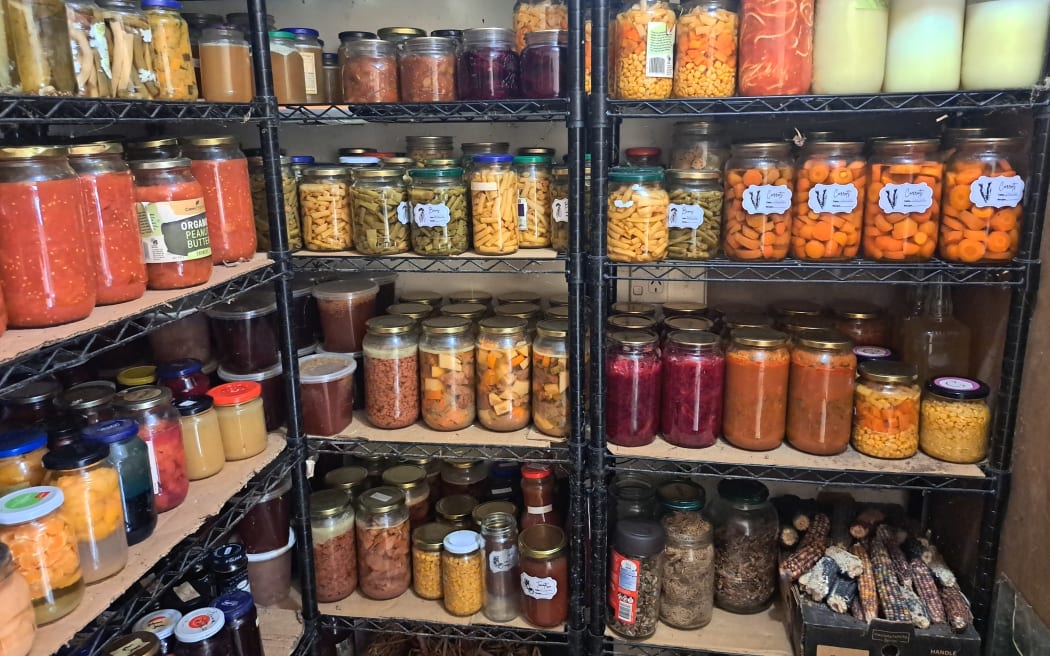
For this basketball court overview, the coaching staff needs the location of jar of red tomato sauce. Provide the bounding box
[0,146,96,328]
[181,136,257,264]
[785,330,856,456]
[723,328,790,451]
[129,159,213,290]
[68,142,148,306]
[113,386,189,513]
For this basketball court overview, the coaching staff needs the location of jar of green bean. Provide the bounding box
[352,168,411,255]
[666,169,722,261]
[408,167,469,256]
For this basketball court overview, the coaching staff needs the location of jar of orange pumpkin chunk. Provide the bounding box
[614,0,677,99]
[940,137,1027,264]
[792,141,866,262]
[863,139,943,263]
[723,142,794,262]
[673,0,739,98]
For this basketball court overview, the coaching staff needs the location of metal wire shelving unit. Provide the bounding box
[279,99,569,124]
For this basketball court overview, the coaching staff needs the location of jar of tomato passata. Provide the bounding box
[520,463,560,530]
[785,330,856,456]
[68,142,148,305]
[831,301,891,348]
[0,146,96,327]
[181,137,257,264]
[518,524,568,628]
[157,359,211,401]
[129,159,214,290]
[606,331,662,447]
[114,386,190,513]
[723,328,790,451]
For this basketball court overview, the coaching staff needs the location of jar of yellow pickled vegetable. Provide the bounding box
[0,430,48,497]
[143,0,198,100]
[614,0,677,99]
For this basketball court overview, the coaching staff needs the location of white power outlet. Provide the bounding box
[629,280,667,304]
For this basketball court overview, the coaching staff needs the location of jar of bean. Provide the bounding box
[399,37,457,102]
[515,155,553,248]
[476,318,532,431]
[471,155,520,255]
[550,165,570,253]
[607,167,669,263]
[356,487,411,600]
[352,168,410,255]
[920,376,991,464]
[310,489,357,603]
[412,522,453,600]
[793,141,866,261]
[614,0,676,99]
[363,316,419,429]
[408,168,469,255]
[852,362,920,459]
[673,0,738,98]
[666,169,723,260]
[724,142,794,262]
[420,317,476,432]
[864,139,943,263]
[300,167,352,252]
[442,530,484,616]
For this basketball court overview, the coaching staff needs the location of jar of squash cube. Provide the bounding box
[673,0,739,98]
[513,0,568,52]
[614,0,676,99]
[666,170,722,260]
[420,317,476,432]
[476,318,532,432]
[301,167,353,252]
[607,167,669,263]
[920,376,991,464]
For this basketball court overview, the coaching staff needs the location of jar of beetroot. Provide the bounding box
[157,359,211,401]
[661,331,725,448]
[313,279,379,354]
[606,332,661,447]
[458,28,520,100]
[114,386,189,513]
[299,354,357,437]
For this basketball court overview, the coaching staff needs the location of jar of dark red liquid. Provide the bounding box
[518,524,568,627]
[58,383,116,426]
[521,29,566,98]
[831,301,890,348]
[212,590,263,656]
[114,386,189,513]
[290,272,327,351]
[0,379,61,427]
[661,331,725,448]
[299,354,356,436]
[520,463,560,529]
[606,332,662,447]
[206,292,280,375]
[217,363,287,432]
[238,478,290,554]
[174,607,231,656]
[157,359,211,401]
[313,279,379,354]
[149,310,213,365]
[458,28,520,100]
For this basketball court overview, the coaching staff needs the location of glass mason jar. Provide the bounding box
[515,155,553,248]
[864,139,943,263]
[723,142,794,262]
[657,480,705,516]
[884,0,964,92]
[338,30,378,65]
[126,136,181,160]
[831,301,890,347]
[352,168,410,255]
[920,376,991,464]
[342,39,399,102]
[812,0,888,94]
[419,317,476,431]
[378,26,427,47]
[97,0,154,98]
[300,167,353,252]
[207,292,280,375]
[0,146,95,327]
[661,331,725,448]
[607,519,664,639]
[442,303,488,323]
[708,479,778,613]
[519,524,569,627]
[459,28,520,100]
[0,542,34,655]
[610,474,657,523]
[174,607,231,655]
[182,136,256,264]
[614,0,676,99]
[513,0,567,52]
[67,142,148,305]
[521,29,566,98]
[0,430,47,496]
[218,363,287,432]
[408,168,469,255]
[793,141,866,261]
[80,419,157,546]
[6,0,76,95]
[738,0,813,95]
[963,0,1050,89]
[114,386,189,513]
[199,25,253,103]
[480,512,519,622]
[436,495,478,530]
[477,318,532,432]
[143,0,197,100]
[470,155,519,255]
[625,147,662,168]
[60,382,116,426]
[785,330,857,456]
[674,0,739,98]
[382,465,430,529]
[399,37,457,102]
[941,137,1027,264]
[310,489,358,603]
[532,320,569,438]
[173,396,225,481]
[0,486,85,625]
[852,361,920,459]
[65,0,111,97]
[322,52,341,103]
[607,331,662,447]
[666,170,723,261]
[670,122,730,172]
[412,522,453,600]
[356,487,411,600]
[248,156,302,251]
[494,303,542,334]
[550,166,571,253]
[129,158,214,290]
[461,142,512,178]
[442,530,484,616]
[723,328,790,451]
[387,302,432,322]
[183,11,222,88]
[363,316,420,429]
[118,366,157,390]
[608,167,669,263]
[441,460,489,499]
[157,359,210,401]
[660,511,714,629]
[282,27,324,103]
[208,382,269,461]
[42,442,128,584]
[269,30,307,104]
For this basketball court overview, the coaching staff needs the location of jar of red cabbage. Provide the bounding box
[458,28,519,100]
[521,29,566,99]
[661,331,724,448]
[606,331,661,447]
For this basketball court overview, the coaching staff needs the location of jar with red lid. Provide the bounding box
[157,359,211,401]
[206,293,280,375]
[299,354,356,436]
[518,524,568,628]
[114,386,189,513]
[129,158,214,290]
[520,463,559,530]
[0,146,96,328]
[661,331,725,449]
[208,382,268,461]
[218,363,286,431]
[1,379,62,427]
[68,142,148,305]
[174,607,231,656]
[606,331,661,447]
[832,302,890,348]
[625,147,662,168]
[181,137,256,264]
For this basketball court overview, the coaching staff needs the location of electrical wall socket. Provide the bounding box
[629,280,667,303]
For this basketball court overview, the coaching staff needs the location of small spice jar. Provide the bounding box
[0,430,48,497]
[723,328,791,451]
[206,293,280,376]
[356,487,411,600]
[519,524,569,628]
[400,37,457,102]
[174,607,231,655]
[342,39,398,102]
[660,511,714,629]
[213,590,264,656]
[441,460,489,499]
[606,331,662,447]
[210,543,249,596]
[608,519,665,639]
[708,479,777,614]
[436,495,479,530]
[299,354,357,437]
[114,387,189,513]
[363,316,420,429]
[133,609,183,654]
[662,331,725,448]
[442,530,485,616]
[723,143,795,262]
[310,489,358,603]
[408,167,470,256]
[477,318,532,431]
[610,474,657,522]
[607,167,670,263]
[80,419,157,546]
[480,511,520,622]
[920,376,991,464]
[419,317,477,431]
[832,301,890,348]
[413,523,454,600]
[852,362,921,460]
[207,382,269,461]
[666,170,724,261]
[458,28,520,100]
[382,465,430,528]
[786,330,857,456]
[173,396,225,481]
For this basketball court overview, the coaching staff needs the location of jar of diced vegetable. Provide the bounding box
[665,169,723,261]
[852,361,920,459]
[355,487,411,600]
[420,317,476,431]
[476,318,532,432]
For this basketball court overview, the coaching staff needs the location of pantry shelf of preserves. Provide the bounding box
[0,95,269,124]
[602,606,791,656]
[279,99,570,124]
[294,249,566,275]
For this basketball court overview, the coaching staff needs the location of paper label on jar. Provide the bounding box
[668,203,705,229]
[413,203,451,228]
[609,550,640,624]
[300,51,318,95]
[553,198,569,223]
[527,504,554,514]
[877,183,934,215]
[489,546,518,573]
[808,183,859,214]
[396,201,410,225]
[613,199,635,209]
[518,198,529,230]
[173,582,202,603]
[472,181,499,191]
[137,198,212,263]
[970,175,1025,208]
[645,22,674,78]
[741,185,792,215]
[521,573,558,600]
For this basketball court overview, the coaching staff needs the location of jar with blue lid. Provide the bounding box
[0,429,48,497]
[212,590,262,656]
[281,27,324,103]
[80,419,156,546]
[157,359,211,401]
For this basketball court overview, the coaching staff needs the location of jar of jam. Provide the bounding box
[80,419,157,546]
[207,382,268,461]
[324,466,368,504]
[723,328,790,451]
[356,487,411,600]
[310,489,357,603]
[412,522,453,601]
[442,530,484,616]
[174,607,231,656]
[459,28,520,100]
[238,478,290,554]
[363,316,420,429]
[157,359,211,401]
[829,301,889,348]
[477,318,532,431]
[662,331,725,449]
[313,280,379,354]
[114,386,189,513]
[173,396,225,480]
[206,293,280,375]
[786,330,857,456]
[211,591,262,656]
[723,143,795,262]
[709,479,778,613]
[0,430,48,496]
[518,524,568,628]
[182,136,257,264]
[118,366,158,390]
[217,363,286,432]
[299,354,357,436]
[441,460,490,499]
[521,29,566,98]
[100,631,161,656]
[134,608,183,654]
[382,465,430,529]
[606,331,662,447]
[211,543,249,595]
[149,310,213,365]
[520,463,559,530]
[436,495,478,530]
[0,379,61,428]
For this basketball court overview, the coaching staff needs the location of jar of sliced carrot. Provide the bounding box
[793,141,866,262]
[608,167,669,263]
[863,139,943,263]
[723,142,795,262]
[852,361,920,460]
[614,0,677,100]
[673,0,739,99]
[940,137,1027,264]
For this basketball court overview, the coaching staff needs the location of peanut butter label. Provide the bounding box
[136,197,212,263]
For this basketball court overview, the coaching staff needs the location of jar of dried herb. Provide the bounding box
[607,519,664,639]
[659,511,714,629]
[708,479,777,614]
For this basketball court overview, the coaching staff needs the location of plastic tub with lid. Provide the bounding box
[299,354,357,436]
[313,279,380,353]
[245,527,296,606]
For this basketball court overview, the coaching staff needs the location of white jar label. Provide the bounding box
[471,181,498,192]
[521,573,558,600]
[877,182,934,215]
[808,183,859,214]
[396,201,409,225]
[518,198,529,230]
[970,175,1025,209]
[742,185,792,215]
[489,546,518,573]
[527,504,554,514]
[645,23,674,78]
[934,376,980,392]
[668,203,705,229]
[413,203,451,227]
[300,51,318,95]
[553,198,569,223]
[613,199,634,209]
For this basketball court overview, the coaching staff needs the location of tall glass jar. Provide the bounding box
[606,331,661,447]
[198,25,253,102]
[342,39,398,102]
[363,316,419,429]
[669,122,729,172]
[480,512,519,621]
[661,331,724,448]
[532,320,569,438]
[0,146,95,328]
[269,30,307,104]
[608,519,664,639]
[143,0,197,100]
[666,170,723,261]
[550,166,570,253]
[708,479,777,613]
[521,30,566,98]
[97,0,154,98]
[282,28,323,103]
[513,0,568,51]
[208,382,269,461]
[323,52,341,103]
[476,318,532,432]
[793,141,866,261]
[420,317,476,431]
[607,167,669,263]
[114,386,189,513]
[884,0,964,92]
[515,155,553,248]
[399,37,456,102]
[660,511,714,629]
[614,0,676,99]
[65,0,110,97]
[249,156,302,251]
[458,28,520,100]
[852,362,920,459]
[723,328,790,451]
[520,463,559,529]
[0,542,34,655]
[409,167,469,255]
[471,155,520,255]
[920,376,991,464]
[301,167,353,252]
[412,523,452,600]
[80,419,157,546]
[442,530,484,616]
[7,0,77,95]
[738,0,813,95]
[461,142,511,177]
[723,142,794,262]
[310,489,357,603]
[864,139,943,263]
[785,330,856,456]
[183,12,222,90]
[182,136,256,264]
[382,465,430,529]
[609,474,656,523]
[673,0,739,98]
[355,487,411,600]
[962,0,1050,89]
[173,396,225,480]
[42,442,128,583]
[812,0,888,94]
[519,524,569,627]
[352,168,410,255]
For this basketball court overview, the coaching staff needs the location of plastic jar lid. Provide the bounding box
[218,362,283,383]
[609,166,663,183]
[521,463,553,480]
[281,27,319,37]
[443,530,481,555]
[311,279,379,302]
[81,418,139,444]
[157,358,204,378]
[626,147,661,158]
[118,366,158,387]
[175,608,226,644]
[208,382,263,406]
[0,429,48,457]
[133,609,183,641]
[206,292,278,319]
[409,167,464,178]
[42,441,110,470]
[926,376,990,400]
[299,354,357,383]
[290,155,315,164]
[0,486,64,524]
[614,519,666,557]
[474,153,513,164]
[173,396,215,417]
[213,590,256,621]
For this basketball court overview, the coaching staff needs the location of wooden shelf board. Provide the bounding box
[323,411,562,451]
[606,605,793,656]
[259,607,305,656]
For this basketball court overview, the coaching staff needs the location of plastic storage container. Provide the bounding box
[708,479,777,613]
[884,0,964,92]
[607,519,664,638]
[299,354,357,436]
[114,386,189,513]
[356,487,411,600]
[244,529,295,605]
[476,318,532,431]
[0,430,48,496]
[300,166,353,252]
[723,328,790,451]
[785,330,857,456]
[614,0,676,100]
[673,0,738,98]
[173,396,226,480]
[313,280,378,355]
[666,170,723,261]
[419,317,477,431]
[80,419,157,546]
[606,331,661,447]
[208,382,268,461]
[182,136,256,264]
[723,142,794,262]
[920,376,991,464]
[519,524,568,627]
[812,0,888,94]
[400,37,457,102]
[199,25,253,102]
[207,294,280,375]
[607,167,669,263]
[341,39,399,103]
[237,478,290,554]
[793,141,866,261]
[148,310,212,365]
[311,489,358,602]
[661,331,724,448]
[458,28,520,100]
[864,139,943,263]
[852,362,921,459]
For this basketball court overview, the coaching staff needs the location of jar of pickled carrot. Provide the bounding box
[723,142,794,262]
[130,158,214,290]
[863,139,943,263]
[182,136,257,264]
[68,142,148,305]
[673,0,739,99]
[940,137,1027,264]
[723,328,790,451]
[614,0,677,100]
[0,146,96,328]
[738,0,813,96]
[792,141,866,262]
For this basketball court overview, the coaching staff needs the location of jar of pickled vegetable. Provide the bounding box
[0,430,47,496]
[533,320,569,438]
[513,0,568,52]
[608,167,669,263]
[80,419,157,546]
[670,122,730,172]
[198,24,253,102]
[674,0,739,98]
[793,141,866,261]
[399,37,457,102]
[724,142,794,262]
[852,362,920,459]
[458,28,520,100]
[281,28,323,103]
[832,301,890,347]
[208,382,268,461]
[363,316,419,429]
[382,465,430,529]
[785,330,856,456]
[607,331,661,447]
[68,142,148,305]
[0,486,85,625]
[470,155,520,255]
[662,331,724,448]
[738,0,813,96]
[723,328,789,450]
[0,146,95,327]
[97,0,159,97]
[420,317,476,432]
[356,487,411,600]
[521,29,567,98]
[884,0,964,92]
[708,479,777,613]
[940,137,1027,264]
[142,0,197,100]
[342,39,399,102]
[864,139,943,263]
[920,376,991,464]
[666,170,723,261]
[310,489,357,603]
[114,386,189,513]
[352,168,410,256]
[182,136,256,264]
[442,530,484,616]
[0,541,34,655]
[173,396,225,480]
[6,0,77,96]
[614,0,676,99]
[477,318,532,431]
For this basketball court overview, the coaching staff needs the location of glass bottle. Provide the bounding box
[399,37,457,102]
[606,331,661,447]
[515,155,553,248]
[661,331,725,448]
[363,316,420,429]
[674,0,738,98]
[614,0,676,99]
[476,318,532,431]
[518,524,569,627]
[198,25,253,103]
[884,0,964,92]
[352,168,410,256]
[113,386,189,513]
[660,511,714,629]
[812,0,888,94]
[709,480,777,613]
[656,480,705,517]
[532,319,569,438]
[521,29,566,98]
[182,136,256,264]
[723,328,790,451]
[864,139,944,263]
[143,0,197,100]
[322,52,341,103]
[723,142,794,262]
[608,519,664,639]
[458,28,520,100]
[355,487,411,600]
[442,530,484,616]
[408,167,470,255]
[607,167,669,263]
[520,463,559,530]
[792,141,866,261]
[470,154,519,255]
[342,39,399,102]
[420,317,476,431]
[80,419,157,546]
[310,489,357,603]
[269,30,307,104]
[920,376,991,464]
[786,330,857,456]
[902,284,971,385]
[481,512,519,621]
[852,361,921,459]
[282,27,323,103]
[381,465,430,529]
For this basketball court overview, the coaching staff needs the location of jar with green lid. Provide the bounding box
[408,167,469,255]
[709,479,777,614]
[920,376,991,464]
[852,361,920,460]
[355,486,410,600]
[301,166,353,252]
[324,465,369,504]
[363,316,419,429]
[382,464,430,528]
[660,511,714,629]
[413,522,454,600]
[352,168,410,255]
[608,167,669,263]
[477,318,532,431]
[436,494,478,530]
[248,156,302,251]
[656,480,705,516]
[666,170,723,261]
[441,302,488,323]
[387,303,433,322]
[442,530,484,616]
[532,319,569,438]
[310,489,357,603]
[515,155,552,248]
[471,154,519,255]
[420,317,476,431]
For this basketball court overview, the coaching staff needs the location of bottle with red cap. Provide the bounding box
[520,463,560,530]
[625,147,663,168]
[207,382,268,461]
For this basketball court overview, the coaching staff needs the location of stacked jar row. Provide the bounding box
[607,136,1028,265]
[608,0,1050,100]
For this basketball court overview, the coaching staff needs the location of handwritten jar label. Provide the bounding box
[413,204,451,227]
[970,175,1025,209]
[521,573,558,600]
[668,203,705,229]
